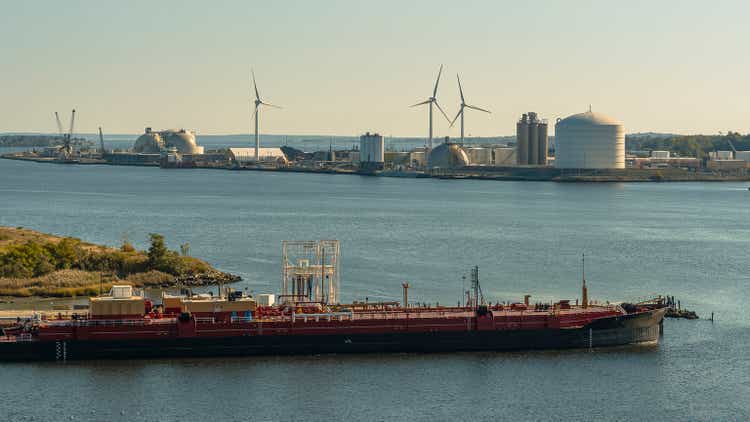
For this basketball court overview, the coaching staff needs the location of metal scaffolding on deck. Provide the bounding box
[281,240,340,305]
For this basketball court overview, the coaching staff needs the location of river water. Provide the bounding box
[0,156,748,421]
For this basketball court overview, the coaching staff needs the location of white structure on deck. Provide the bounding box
[554,110,625,169]
[281,240,340,305]
[228,147,287,164]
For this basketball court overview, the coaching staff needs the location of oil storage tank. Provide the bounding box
[554,110,624,169]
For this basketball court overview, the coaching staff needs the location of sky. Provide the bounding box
[1,0,749,137]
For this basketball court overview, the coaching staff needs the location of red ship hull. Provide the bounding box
[0,307,666,362]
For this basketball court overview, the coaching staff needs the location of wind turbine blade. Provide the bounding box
[465,104,491,113]
[457,74,465,103]
[261,101,283,109]
[410,100,431,107]
[251,69,260,101]
[449,108,463,128]
[251,106,258,121]
[434,100,451,123]
[432,65,443,98]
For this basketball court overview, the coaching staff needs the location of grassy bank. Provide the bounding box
[0,227,239,298]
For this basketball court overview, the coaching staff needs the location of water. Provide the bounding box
[0,158,748,421]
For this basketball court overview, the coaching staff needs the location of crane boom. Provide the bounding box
[54,112,64,137]
[68,109,76,138]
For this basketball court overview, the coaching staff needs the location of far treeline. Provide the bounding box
[626,132,750,158]
[0,135,91,148]
[0,227,237,297]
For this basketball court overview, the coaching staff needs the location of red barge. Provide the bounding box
[0,242,667,362]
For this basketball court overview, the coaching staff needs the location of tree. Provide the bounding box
[120,234,135,253]
[147,233,169,269]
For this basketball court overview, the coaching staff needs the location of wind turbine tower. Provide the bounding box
[411,65,451,149]
[251,70,282,163]
[450,74,490,142]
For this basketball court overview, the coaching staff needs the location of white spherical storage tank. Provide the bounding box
[554,111,624,169]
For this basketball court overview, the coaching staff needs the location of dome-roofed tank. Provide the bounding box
[554,110,624,169]
[132,128,203,154]
[161,129,201,154]
[427,137,470,169]
[133,128,163,153]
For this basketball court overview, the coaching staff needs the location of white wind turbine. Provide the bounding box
[411,65,451,149]
[450,74,490,142]
[251,69,282,163]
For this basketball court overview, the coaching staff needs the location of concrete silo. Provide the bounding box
[516,112,548,165]
[528,112,539,165]
[537,121,549,165]
[554,110,625,169]
[516,116,529,165]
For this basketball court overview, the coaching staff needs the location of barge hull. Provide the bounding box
[0,309,664,362]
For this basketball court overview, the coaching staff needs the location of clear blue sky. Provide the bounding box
[1,0,748,137]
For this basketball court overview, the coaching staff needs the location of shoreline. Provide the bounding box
[3,152,749,183]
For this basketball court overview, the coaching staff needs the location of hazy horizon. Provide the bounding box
[2,0,748,137]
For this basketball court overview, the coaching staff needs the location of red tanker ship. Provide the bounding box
[0,242,667,362]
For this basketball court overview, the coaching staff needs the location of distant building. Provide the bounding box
[709,151,734,160]
[227,147,287,165]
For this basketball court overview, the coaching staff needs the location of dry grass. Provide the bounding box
[124,270,175,286]
[0,226,113,254]
[0,270,111,297]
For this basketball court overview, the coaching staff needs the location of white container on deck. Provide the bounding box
[257,294,275,307]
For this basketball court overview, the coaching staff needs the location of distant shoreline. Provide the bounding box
[3,152,749,183]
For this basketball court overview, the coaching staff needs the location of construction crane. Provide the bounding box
[53,109,76,159]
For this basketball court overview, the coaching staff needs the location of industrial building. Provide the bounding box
[359,132,385,171]
[133,128,204,154]
[227,147,287,165]
[554,110,625,169]
[427,137,469,169]
[516,112,548,165]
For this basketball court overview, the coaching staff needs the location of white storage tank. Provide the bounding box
[554,110,625,169]
[493,147,517,166]
[359,132,385,171]
[466,147,492,165]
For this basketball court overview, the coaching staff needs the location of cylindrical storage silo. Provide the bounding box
[554,111,625,169]
[528,122,539,165]
[537,122,548,165]
[516,119,529,165]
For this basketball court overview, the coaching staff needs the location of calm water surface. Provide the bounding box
[0,158,748,421]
